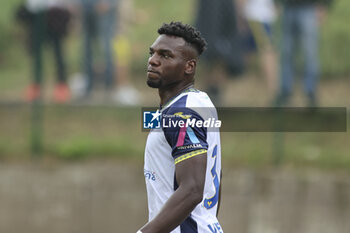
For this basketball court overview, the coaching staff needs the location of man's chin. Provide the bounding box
[147,79,161,88]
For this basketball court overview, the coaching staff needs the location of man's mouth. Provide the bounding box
[147,69,159,74]
[147,69,160,78]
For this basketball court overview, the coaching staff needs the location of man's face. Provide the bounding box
[147,35,188,89]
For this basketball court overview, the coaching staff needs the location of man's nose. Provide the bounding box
[148,54,160,66]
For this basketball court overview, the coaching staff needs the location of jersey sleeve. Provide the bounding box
[162,107,208,164]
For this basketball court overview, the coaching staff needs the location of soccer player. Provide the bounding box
[138,22,223,233]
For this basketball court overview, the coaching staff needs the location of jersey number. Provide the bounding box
[204,145,219,209]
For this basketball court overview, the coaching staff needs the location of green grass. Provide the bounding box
[0,105,349,171]
[0,105,146,157]
[0,0,23,49]
[320,0,350,76]
[221,130,350,171]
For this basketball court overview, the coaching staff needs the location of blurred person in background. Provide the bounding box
[111,0,140,105]
[195,0,244,105]
[77,0,118,99]
[16,0,71,103]
[242,0,278,95]
[274,0,333,107]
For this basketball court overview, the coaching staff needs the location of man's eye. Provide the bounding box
[163,54,170,59]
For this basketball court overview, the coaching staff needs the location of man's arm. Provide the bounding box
[139,152,207,233]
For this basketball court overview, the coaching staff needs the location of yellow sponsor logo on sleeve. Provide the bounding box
[174,112,191,119]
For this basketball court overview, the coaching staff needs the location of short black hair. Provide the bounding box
[158,21,207,56]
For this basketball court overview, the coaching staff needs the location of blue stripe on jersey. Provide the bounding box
[187,127,200,144]
[203,145,220,209]
[167,95,188,108]
[180,216,198,233]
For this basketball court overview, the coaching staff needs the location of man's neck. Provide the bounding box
[159,82,194,107]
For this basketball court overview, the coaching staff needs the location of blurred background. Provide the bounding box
[0,0,349,232]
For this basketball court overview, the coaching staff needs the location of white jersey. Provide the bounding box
[244,0,276,23]
[144,88,223,233]
[26,0,67,12]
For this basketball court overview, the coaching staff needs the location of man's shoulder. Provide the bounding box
[168,88,214,109]
[164,89,217,121]
[186,90,214,108]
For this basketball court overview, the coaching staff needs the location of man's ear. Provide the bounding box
[185,59,197,75]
